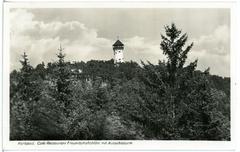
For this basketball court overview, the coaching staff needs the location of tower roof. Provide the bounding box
[113,40,124,46]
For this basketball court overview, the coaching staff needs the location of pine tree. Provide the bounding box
[160,23,194,86]
[19,52,33,92]
[55,45,71,115]
[10,52,34,139]
[57,45,65,67]
[19,52,33,112]
[20,52,32,71]
[159,24,194,131]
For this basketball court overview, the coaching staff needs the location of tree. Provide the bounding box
[10,52,34,139]
[55,45,72,113]
[20,52,32,72]
[34,62,46,79]
[160,23,194,86]
[19,52,33,101]
[30,80,65,140]
[159,24,195,130]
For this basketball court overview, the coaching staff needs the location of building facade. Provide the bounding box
[113,39,124,63]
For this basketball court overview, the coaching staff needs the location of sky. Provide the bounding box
[9,8,230,77]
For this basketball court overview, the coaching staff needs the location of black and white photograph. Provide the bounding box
[7,6,231,142]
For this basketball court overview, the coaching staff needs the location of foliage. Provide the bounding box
[10,24,230,140]
[160,23,193,85]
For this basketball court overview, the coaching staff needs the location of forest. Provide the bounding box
[10,24,230,140]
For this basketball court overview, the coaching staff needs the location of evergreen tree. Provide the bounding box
[160,23,194,85]
[10,52,34,139]
[56,45,71,111]
[19,52,33,100]
[159,24,194,132]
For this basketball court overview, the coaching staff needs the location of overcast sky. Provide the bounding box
[10,8,230,77]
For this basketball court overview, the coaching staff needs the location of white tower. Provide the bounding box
[113,39,124,63]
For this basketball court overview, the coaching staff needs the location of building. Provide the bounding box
[113,39,124,63]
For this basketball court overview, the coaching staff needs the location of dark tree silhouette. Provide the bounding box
[160,23,194,86]
[56,45,72,112]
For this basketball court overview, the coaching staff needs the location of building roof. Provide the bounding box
[113,40,124,46]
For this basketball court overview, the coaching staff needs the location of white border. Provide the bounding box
[2,1,238,151]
